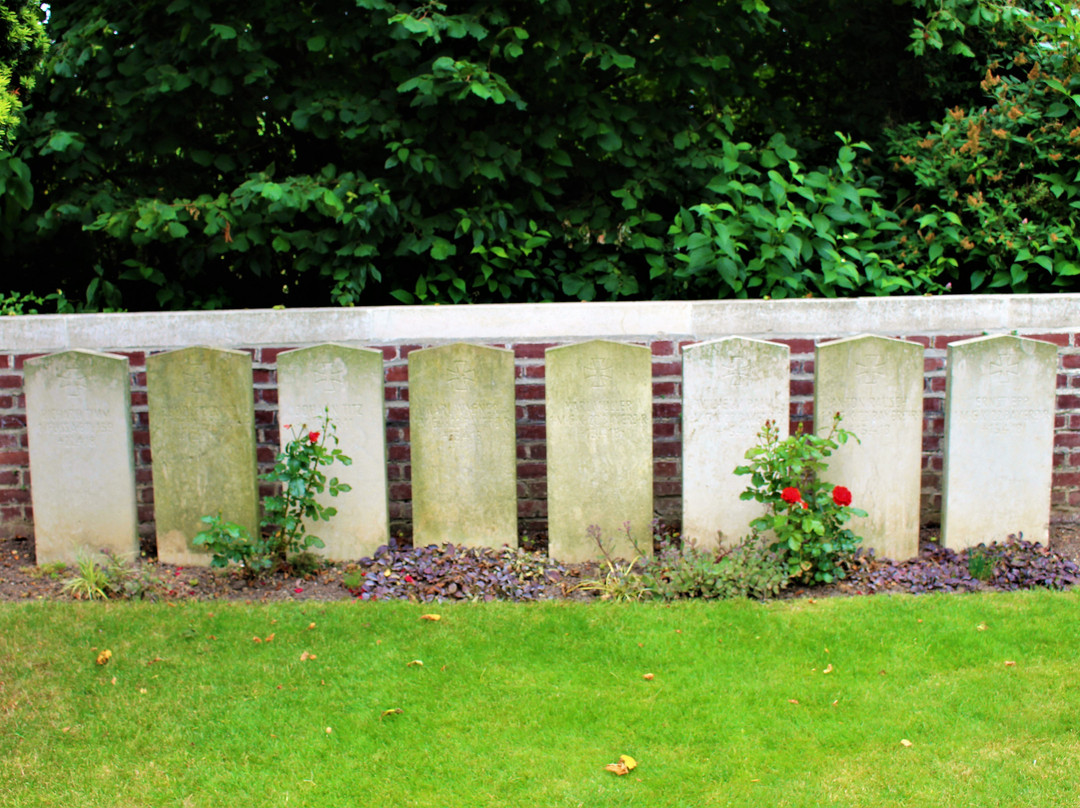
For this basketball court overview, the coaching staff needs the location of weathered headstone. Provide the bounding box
[277,344,388,559]
[682,338,790,549]
[408,343,517,547]
[942,335,1057,550]
[815,335,924,560]
[546,340,653,562]
[147,346,259,566]
[24,350,139,564]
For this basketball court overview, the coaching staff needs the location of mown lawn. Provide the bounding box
[1,591,1078,807]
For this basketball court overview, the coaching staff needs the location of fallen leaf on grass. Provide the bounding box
[643,673,655,680]
[976,623,988,631]
[307,623,316,630]
[253,637,262,644]
[380,708,403,721]
[605,755,638,775]
[96,649,112,666]
[325,727,332,734]
[420,614,441,622]
[145,657,164,666]
[300,651,317,661]
[823,664,834,674]
[900,739,913,747]
[264,634,275,643]
[1004,660,1017,667]
[788,699,799,705]
[407,659,424,667]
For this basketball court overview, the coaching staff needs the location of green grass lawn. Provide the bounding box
[2,591,1078,807]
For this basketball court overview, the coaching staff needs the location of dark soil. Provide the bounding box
[1,525,1078,604]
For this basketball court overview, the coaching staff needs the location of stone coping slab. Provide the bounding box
[1,294,1077,351]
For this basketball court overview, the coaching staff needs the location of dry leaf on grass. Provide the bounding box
[900,739,913,747]
[264,634,275,643]
[300,651,317,661]
[788,699,799,705]
[1005,660,1017,666]
[976,623,988,631]
[96,649,112,666]
[823,664,834,674]
[643,673,655,680]
[407,659,424,667]
[380,708,403,721]
[308,622,316,630]
[604,755,638,775]
[420,614,441,622]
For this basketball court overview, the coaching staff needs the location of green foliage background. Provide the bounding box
[0,0,1078,311]
[0,0,48,146]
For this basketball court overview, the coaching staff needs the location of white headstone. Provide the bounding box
[408,343,517,547]
[24,350,139,564]
[147,347,259,566]
[546,340,653,562]
[682,337,790,549]
[277,344,388,559]
[942,335,1057,549]
[815,335,924,560]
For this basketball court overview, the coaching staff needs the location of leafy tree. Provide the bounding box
[0,0,48,145]
[882,0,1080,293]
[1,0,1075,310]
[0,0,938,310]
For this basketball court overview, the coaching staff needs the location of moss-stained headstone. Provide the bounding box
[815,335,924,560]
[546,340,653,562]
[682,338,789,549]
[408,343,517,547]
[24,350,138,563]
[942,335,1057,550]
[277,344,388,559]
[147,347,258,566]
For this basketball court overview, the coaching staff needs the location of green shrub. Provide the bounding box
[735,415,867,584]
[883,0,1080,293]
[643,536,789,601]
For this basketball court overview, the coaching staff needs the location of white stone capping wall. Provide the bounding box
[1,294,1078,350]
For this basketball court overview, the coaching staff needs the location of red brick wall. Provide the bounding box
[2,332,1079,543]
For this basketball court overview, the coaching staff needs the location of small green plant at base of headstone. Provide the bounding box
[571,523,651,601]
[61,553,113,600]
[575,522,790,601]
[29,561,67,581]
[966,545,998,582]
[735,414,868,585]
[193,411,352,576]
[60,550,165,600]
[642,535,790,601]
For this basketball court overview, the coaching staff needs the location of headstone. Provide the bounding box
[815,335,924,560]
[277,344,388,560]
[147,347,259,566]
[942,335,1057,550]
[408,343,517,547]
[24,350,139,564]
[682,338,790,549]
[546,340,653,562]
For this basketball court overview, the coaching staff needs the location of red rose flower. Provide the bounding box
[781,487,802,504]
[832,486,852,507]
[308,431,320,443]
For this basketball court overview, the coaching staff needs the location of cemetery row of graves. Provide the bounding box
[19,334,1058,567]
